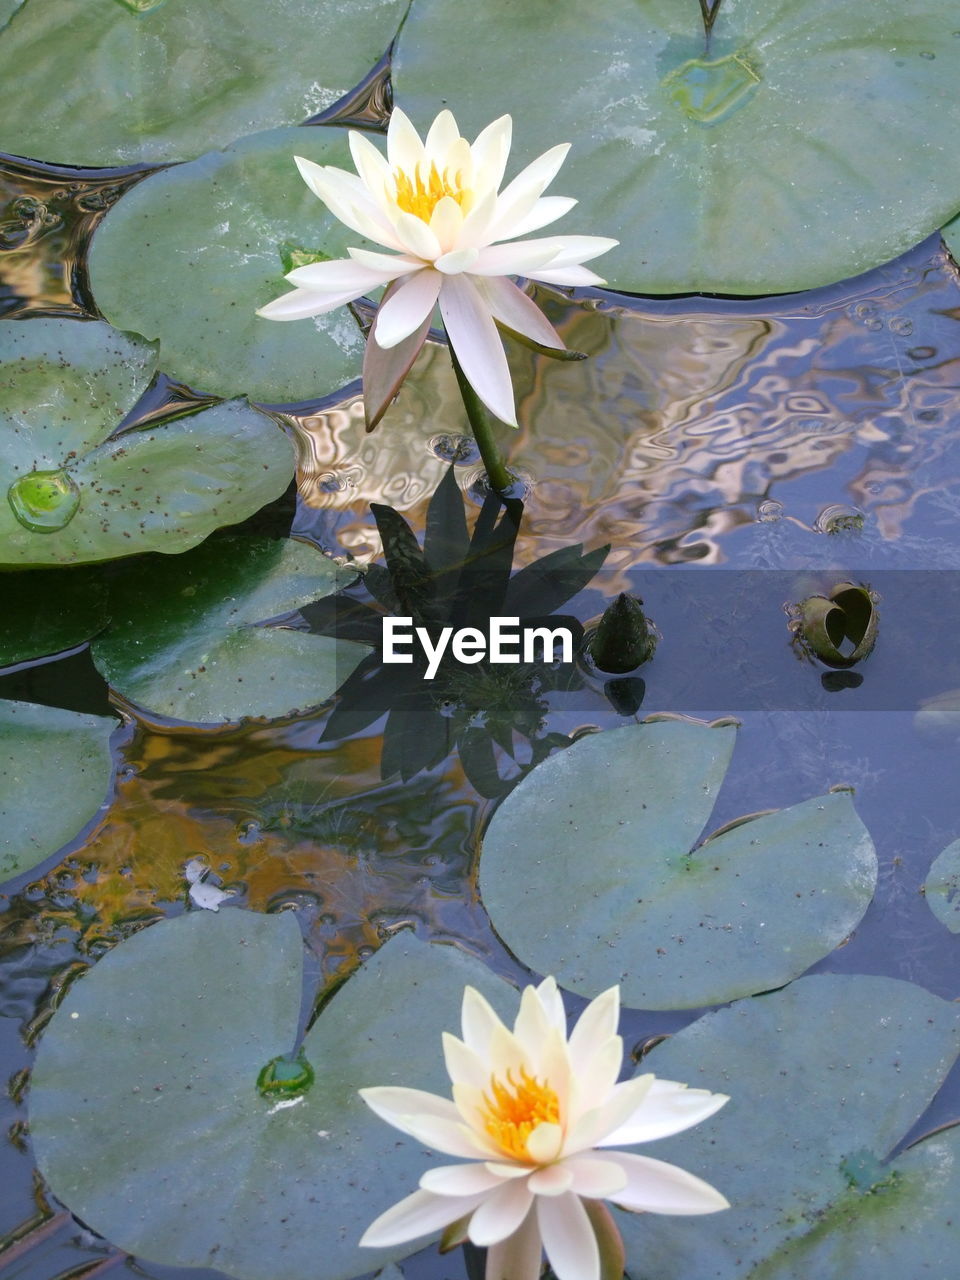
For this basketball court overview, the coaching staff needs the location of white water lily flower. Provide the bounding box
[256,108,617,428]
[359,978,729,1280]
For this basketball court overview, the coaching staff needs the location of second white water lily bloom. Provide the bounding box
[359,978,729,1280]
[256,108,617,427]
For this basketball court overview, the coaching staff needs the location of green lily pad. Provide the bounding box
[30,913,516,1280]
[0,0,405,166]
[0,698,115,878]
[480,719,877,1007]
[0,318,295,566]
[91,536,369,724]
[0,567,107,666]
[394,0,960,293]
[923,838,960,933]
[619,973,960,1278]
[89,128,371,403]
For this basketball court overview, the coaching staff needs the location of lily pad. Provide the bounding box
[0,567,107,667]
[479,719,877,1007]
[0,318,295,566]
[619,973,960,1278]
[0,698,115,878]
[89,128,370,403]
[923,838,960,934]
[90,536,369,724]
[30,913,516,1280]
[394,0,960,293]
[0,0,405,166]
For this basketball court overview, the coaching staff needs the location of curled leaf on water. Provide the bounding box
[791,581,878,669]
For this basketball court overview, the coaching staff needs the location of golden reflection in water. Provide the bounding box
[290,253,960,567]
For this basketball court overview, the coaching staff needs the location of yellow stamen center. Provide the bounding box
[481,1066,560,1161]
[393,162,471,223]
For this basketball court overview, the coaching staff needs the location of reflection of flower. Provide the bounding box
[257,108,616,427]
[359,978,729,1280]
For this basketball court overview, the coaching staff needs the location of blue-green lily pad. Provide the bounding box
[0,0,405,166]
[0,567,107,666]
[480,719,877,1007]
[923,838,960,934]
[394,0,960,293]
[89,128,370,403]
[91,536,369,724]
[30,913,516,1280]
[620,973,960,1278]
[0,698,115,878]
[0,318,295,566]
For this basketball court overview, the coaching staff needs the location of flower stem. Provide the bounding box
[449,347,514,496]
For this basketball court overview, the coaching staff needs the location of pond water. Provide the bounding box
[3,35,960,1280]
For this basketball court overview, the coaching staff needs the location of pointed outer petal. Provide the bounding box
[524,264,608,288]
[362,279,431,432]
[513,984,556,1057]
[348,247,423,275]
[506,195,578,238]
[485,1205,543,1280]
[469,240,564,277]
[424,109,462,167]
[525,235,620,268]
[284,258,396,292]
[570,988,620,1057]
[487,1017,529,1080]
[457,188,498,251]
[390,209,443,261]
[534,977,568,1034]
[597,1078,730,1147]
[256,285,358,321]
[373,269,442,349]
[436,247,480,274]
[386,106,426,173]
[467,1178,535,1247]
[293,156,402,249]
[444,136,474,189]
[443,1031,492,1091]
[525,1121,564,1164]
[487,143,571,241]
[582,1199,626,1280]
[527,1163,574,1197]
[565,1074,655,1155]
[473,276,564,350]
[566,1035,623,1122]
[349,130,391,197]
[470,114,513,197]
[537,1191,600,1280]
[599,1151,731,1215]
[461,984,509,1059]
[430,195,466,256]
[359,1187,487,1249]
[438,273,517,426]
[561,1154,630,1200]
[358,1086,493,1159]
[420,1163,508,1197]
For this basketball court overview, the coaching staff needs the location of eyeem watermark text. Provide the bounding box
[383,617,575,680]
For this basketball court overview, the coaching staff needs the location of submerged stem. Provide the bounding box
[449,347,514,496]
[699,0,723,40]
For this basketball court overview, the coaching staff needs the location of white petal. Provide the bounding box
[284,258,395,292]
[347,247,423,276]
[458,187,499,250]
[469,240,564,277]
[391,209,443,261]
[256,285,359,321]
[424,109,463,167]
[471,114,513,196]
[436,247,479,275]
[420,1163,507,1197]
[430,195,466,255]
[599,1078,730,1146]
[359,1085,491,1158]
[293,156,400,248]
[525,264,608,287]
[537,1192,599,1280]
[359,1187,485,1248]
[568,1034,623,1118]
[565,1074,654,1153]
[600,1151,731,1215]
[461,986,509,1059]
[562,1153,629,1199]
[468,1178,535,1246]
[485,1161,532,1179]
[507,195,578,238]
[373,269,442,348]
[472,277,565,350]
[442,1032,490,1091]
[485,1205,542,1280]
[534,977,567,1033]
[439,275,517,426]
[387,106,425,172]
[527,234,619,267]
[569,987,620,1066]
[349,130,392,198]
[513,984,556,1057]
[525,1121,563,1164]
[488,143,570,241]
[527,1163,574,1196]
